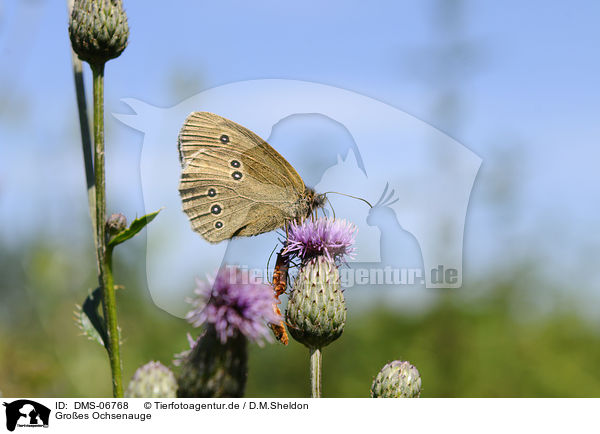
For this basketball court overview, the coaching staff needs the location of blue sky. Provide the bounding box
[1,1,599,307]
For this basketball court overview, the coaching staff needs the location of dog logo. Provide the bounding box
[3,400,50,431]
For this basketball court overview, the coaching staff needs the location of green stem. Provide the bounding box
[309,347,322,398]
[92,62,123,397]
[103,246,122,396]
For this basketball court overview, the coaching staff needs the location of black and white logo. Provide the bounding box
[3,400,50,432]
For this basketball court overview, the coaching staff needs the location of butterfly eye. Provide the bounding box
[211,204,222,215]
[215,221,223,229]
[220,134,229,143]
[207,188,217,197]
[232,171,242,180]
[230,160,241,168]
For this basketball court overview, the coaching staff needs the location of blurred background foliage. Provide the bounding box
[1,0,600,397]
[2,237,600,397]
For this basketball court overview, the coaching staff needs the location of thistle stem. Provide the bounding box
[103,246,122,396]
[92,62,123,397]
[309,347,322,398]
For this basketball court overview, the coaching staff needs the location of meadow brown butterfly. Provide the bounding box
[177,112,325,243]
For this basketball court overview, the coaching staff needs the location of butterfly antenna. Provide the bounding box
[323,192,373,208]
[266,244,278,280]
[325,195,336,220]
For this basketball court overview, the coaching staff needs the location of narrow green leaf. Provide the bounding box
[76,287,108,348]
[108,209,161,247]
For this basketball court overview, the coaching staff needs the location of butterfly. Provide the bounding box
[177,112,327,345]
[177,112,325,242]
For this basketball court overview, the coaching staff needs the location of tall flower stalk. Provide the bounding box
[68,0,153,398]
[82,58,123,395]
[283,218,356,397]
[309,347,322,397]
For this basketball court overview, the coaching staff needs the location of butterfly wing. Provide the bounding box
[178,112,307,243]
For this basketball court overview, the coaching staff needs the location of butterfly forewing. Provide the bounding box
[178,112,308,243]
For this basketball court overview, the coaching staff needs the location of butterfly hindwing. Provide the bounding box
[177,112,307,243]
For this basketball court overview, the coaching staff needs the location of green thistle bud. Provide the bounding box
[68,0,129,67]
[177,327,247,398]
[286,256,346,349]
[106,213,127,236]
[125,361,177,398]
[371,360,422,398]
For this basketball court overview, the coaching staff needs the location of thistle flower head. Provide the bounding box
[176,329,247,398]
[371,360,422,398]
[286,256,346,349]
[186,266,280,345]
[283,217,356,262]
[69,0,129,66]
[125,361,177,398]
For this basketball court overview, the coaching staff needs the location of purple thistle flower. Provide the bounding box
[283,217,357,262]
[186,266,281,345]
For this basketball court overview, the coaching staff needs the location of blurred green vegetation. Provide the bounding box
[2,0,598,400]
[2,237,600,398]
